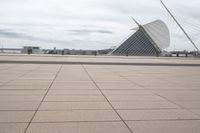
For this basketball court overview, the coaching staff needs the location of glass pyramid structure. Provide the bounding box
[111,20,170,56]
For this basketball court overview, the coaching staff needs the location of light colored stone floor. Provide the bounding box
[0,61,200,133]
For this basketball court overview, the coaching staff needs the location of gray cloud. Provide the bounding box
[0,29,37,40]
[0,29,72,45]
[68,29,113,35]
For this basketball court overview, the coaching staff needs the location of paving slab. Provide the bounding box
[102,90,153,95]
[126,120,200,133]
[144,86,189,90]
[96,82,140,89]
[154,93,200,101]
[190,110,200,116]
[5,80,52,86]
[106,95,166,101]
[0,85,49,90]
[117,109,200,121]
[47,90,101,95]
[174,101,200,109]
[0,95,44,101]
[39,102,112,110]
[27,122,131,133]
[33,110,120,122]
[0,123,28,133]
[44,95,106,102]
[0,111,34,122]
[0,101,39,110]
[0,90,47,96]
[50,83,97,90]
[111,101,180,109]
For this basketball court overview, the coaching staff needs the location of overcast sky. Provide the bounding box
[0,0,200,51]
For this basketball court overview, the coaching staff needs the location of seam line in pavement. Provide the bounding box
[82,65,133,133]
[23,65,63,133]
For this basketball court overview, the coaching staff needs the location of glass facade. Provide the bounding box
[112,20,170,56]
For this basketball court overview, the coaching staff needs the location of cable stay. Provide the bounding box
[160,0,200,53]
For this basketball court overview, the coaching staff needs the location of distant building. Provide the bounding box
[64,49,97,55]
[111,20,170,56]
[21,46,43,54]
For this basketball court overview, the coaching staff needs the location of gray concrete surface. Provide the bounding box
[0,55,200,133]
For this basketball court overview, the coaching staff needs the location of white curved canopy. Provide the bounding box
[142,20,170,50]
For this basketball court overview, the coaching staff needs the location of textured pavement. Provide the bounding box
[0,56,200,133]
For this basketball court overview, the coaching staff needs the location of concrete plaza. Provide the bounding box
[0,55,200,133]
